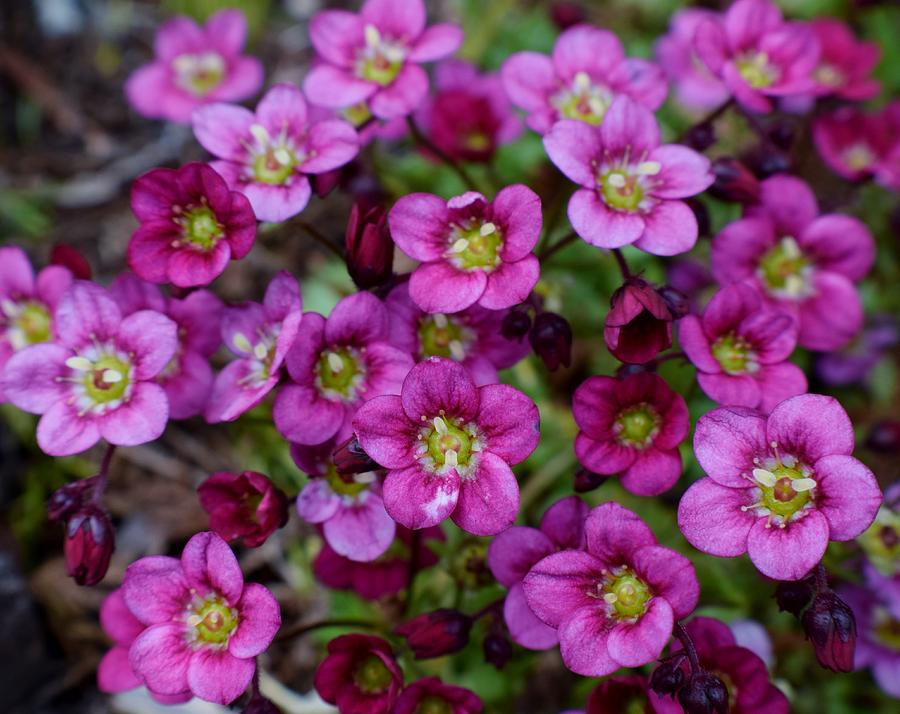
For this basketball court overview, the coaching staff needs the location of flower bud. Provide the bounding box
[333,436,380,475]
[529,312,572,371]
[483,632,512,669]
[649,653,687,698]
[396,609,473,659]
[574,466,608,493]
[708,157,760,204]
[64,505,114,586]
[866,420,900,454]
[752,147,791,178]
[345,201,394,290]
[549,1,586,30]
[656,285,690,320]
[686,122,717,151]
[49,243,92,280]
[197,471,289,548]
[774,578,814,617]
[501,309,532,342]
[604,278,674,364]
[47,477,96,522]
[684,197,710,238]
[677,672,729,714]
[801,591,856,672]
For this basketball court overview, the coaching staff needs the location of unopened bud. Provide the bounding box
[501,309,532,342]
[686,122,717,151]
[677,672,729,714]
[64,505,114,586]
[396,609,473,659]
[801,591,856,673]
[574,466,608,493]
[345,201,394,290]
[529,312,572,371]
[333,436,380,475]
[775,578,814,617]
[649,653,687,698]
[483,632,513,669]
[47,477,96,522]
[708,157,760,204]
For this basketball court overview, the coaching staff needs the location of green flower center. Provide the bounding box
[316,348,364,401]
[65,349,134,413]
[843,143,875,171]
[813,64,844,88]
[173,52,225,96]
[177,204,223,251]
[417,415,481,476]
[747,449,816,523]
[873,608,900,650]
[447,220,503,271]
[418,313,470,361]
[737,51,778,89]
[759,237,810,298]
[553,71,611,125]
[415,697,453,714]
[248,123,300,185]
[232,330,278,388]
[353,654,394,693]
[615,403,660,449]
[3,300,51,349]
[597,161,661,213]
[858,507,900,576]
[324,464,371,498]
[711,333,757,375]
[342,102,374,127]
[186,595,238,647]
[357,25,405,86]
[598,567,652,620]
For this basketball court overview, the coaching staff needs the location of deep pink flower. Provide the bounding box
[1,281,177,456]
[544,96,713,255]
[572,373,689,496]
[128,162,256,288]
[0,246,72,402]
[807,19,880,100]
[655,9,729,111]
[110,273,223,419]
[313,525,443,600]
[353,357,540,535]
[396,609,473,659]
[314,634,403,714]
[604,278,674,364]
[385,281,530,386]
[274,291,414,446]
[678,394,882,581]
[487,496,589,650]
[679,283,806,412]
[711,174,875,351]
[125,9,263,124]
[416,60,522,163]
[291,438,396,562]
[193,83,359,222]
[303,0,463,120]
[393,677,483,714]
[587,675,653,714]
[501,24,667,134]
[812,104,900,188]
[205,271,303,423]
[388,185,542,313]
[119,532,280,705]
[693,0,819,113]
[523,502,700,676]
[197,471,289,548]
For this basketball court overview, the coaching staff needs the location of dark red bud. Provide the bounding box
[649,653,688,698]
[801,591,856,673]
[47,477,97,522]
[752,147,792,178]
[549,1,586,30]
[677,672,729,714]
[686,122,717,151]
[64,506,114,586]
[311,169,343,199]
[774,578,814,617]
[708,157,760,204]
[529,312,572,371]
[345,202,394,290]
[49,243,92,279]
[768,120,797,150]
[656,285,690,319]
[395,609,473,659]
[501,309,532,342]
[866,420,900,454]
[333,436,380,475]
[574,466,608,493]
[483,632,513,669]
[605,278,674,364]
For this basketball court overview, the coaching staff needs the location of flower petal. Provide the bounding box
[746,509,829,581]
[54,281,121,349]
[766,393,854,462]
[620,448,682,496]
[400,357,479,422]
[677,478,753,557]
[568,190,645,248]
[301,119,360,174]
[523,550,606,627]
[369,64,429,119]
[37,401,101,456]
[480,256,540,310]
[649,145,713,199]
[814,454,881,541]
[584,502,656,564]
[122,556,188,625]
[353,394,418,468]
[557,607,619,677]
[409,24,464,62]
[452,451,520,536]
[694,406,768,487]
[181,531,244,604]
[229,582,281,658]
[186,649,255,705]
[324,495,397,562]
[631,545,699,620]
[607,597,674,667]
[504,581,558,650]
[0,343,68,413]
[487,526,554,587]
[476,384,540,464]
[543,120,602,187]
[129,623,192,696]
[97,382,169,447]
[382,463,460,529]
[633,200,698,257]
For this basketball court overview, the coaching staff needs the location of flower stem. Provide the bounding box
[674,622,702,674]
[276,618,379,641]
[92,443,116,505]
[678,98,734,143]
[296,221,344,259]
[538,230,578,262]
[814,564,829,592]
[611,248,632,279]
[406,116,481,191]
[403,528,422,616]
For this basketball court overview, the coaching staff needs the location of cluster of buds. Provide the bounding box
[48,476,114,586]
[649,634,728,714]
[501,302,573,372]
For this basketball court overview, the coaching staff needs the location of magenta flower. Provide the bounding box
[193,83,359,222]
[813,104,900,188]
[501,24,667,134]
[693,0,819,113]
[388,185,542,313]
[274,291,414,446]
[353,357,540,535]
[127,162,256,288]
[679,283,807,413]
[303,0,463,120]
[1,281,177,456]
[544,96,713,255]
[487,496,589,650]
[711,174,875,351]
[110,273,223,419]
[385,281,530,386]
[587,676,653,714]
[119,532,280,704]
[678,394,882,581]
[808,19,880,100]
[523,502,700,676]
[205,271,303,423]
[125,9,263,124]
[416,60,522,163]
[393,677,483,714]
[573,373,689,496]
[197,471,289,548]
[291,438,396,562]
[314,634,403,714]
[0,246,72,402]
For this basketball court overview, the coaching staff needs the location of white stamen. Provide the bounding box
[637,161,662,175]
[781,454,797,468]
[364,24,381,47]
[433,313,448,329]
[101,369,123,383]
[249,123,270,147]
[480,222,496,237]
[573,71,591,91]
[355,471,377,484]
[752,468,777,487]
[606,173,627,188]
[233,333,253,354]
[588,97,607,115]
[451,238,470,253]
[449,340,466,361]
[784,274,805,296]
[0,299,18,317]
[383,45,405,63]
[444,449,458,468]
[433,416,448,435]
[791,478,817,492]
[326,352,345,373]
[781,236,802,258]
[253,343,269,361]
[65,356,93,371]
[273,147,291,165]
[603,592,618,604]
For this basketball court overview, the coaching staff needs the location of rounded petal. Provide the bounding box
[800,215,874,282]
[382,463,460,529]
[97,382,169,447]
[584,502,656,564]
[37,401,101,456]
[98,647,140,693]
[631,545,699,620]
[568,190,645,248]
[754,362,807,414]
[523,550,606,627]
[711,217,776,285]
[677,478,754,557]
[54,281,121,349]
[697,371,761,408]
[574,432,636,475]
[633,200,698,257]
[505,581,558,650]
[752,174,818,237]
[129,623,192,696]
[240,176,312,223]
[324,496,397,562]
[649,145,713,199]
[360,342,414,397]
[409,261,487,313]
[796,271,863,351]
[451,452,520,536]
[552,26,624,80]
[557,608,618,677]
[400,357,479,422]
[476,384,540,464]
[229,582,281,658]
[409,24,464,62]
[620,448,682,496]
[480,256,540,310]
[607,597,673,667]
[325,291,388,345]
[493,184,542,261]
[600,96,660,156]
[191,104,255,162]
[309,10,364,68]
[303,64,376,109]
[766,393,854,462]
[369,64,429,119]
[540,496,589,550]
[122,556,188,625]
[694,407,768,488]
[117,310,178,379]
[543,120,602,187]
[296,480,341,524]
[814,454,881,540]
[186,649,255,705]
[0,343,68,413]
[181,531,243,604]
[746,510,829,581]
[487,526,554,587]
[301,119,360,174]
[501,52,557,114]
[388,192,450,262]
[362,0,425,40]
[274,384,346,445]
[352,394,418,468]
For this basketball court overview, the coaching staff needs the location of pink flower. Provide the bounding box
[678,394,882,581]
[303,0,463,120]
[388,185,542,313]
[291,438,396,562]
[205,271,303,423]
[197,471,289,548]
[572,373,689,496]
[193,84,359,222]
[274,291,414,446]
[385,281,530,386]
[125,9,263,124]
[679,283,807,413]
[0,246,72,402]
[1,281,177,456]
[710,174,875,351]
[416,60,522,163]
[813,103,900,188]
[544,96,713,255]
[393,677,483,714]
[314,634,403,714]
[807,19,880,100]
[119,532,280,704]
[127,162,256,288]
[522,502,700,676]
[487,496,589,650]
[352,357,540,535]
[693,0,819,113]
[501,24,667,134]
[655,9,729,111]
